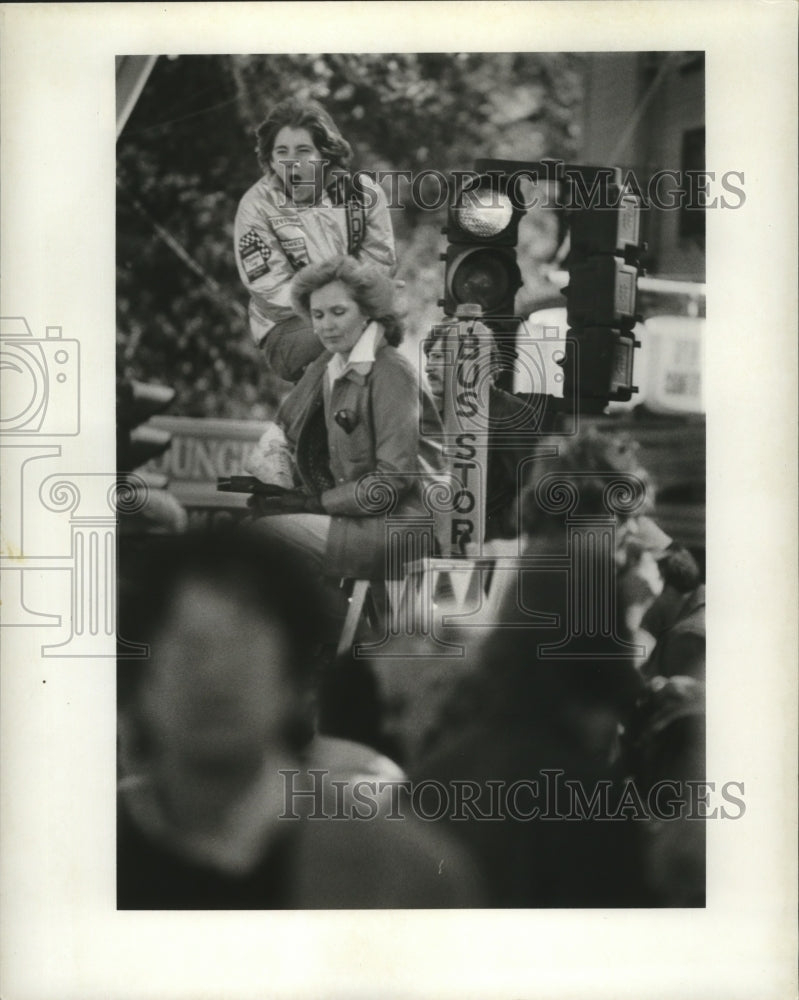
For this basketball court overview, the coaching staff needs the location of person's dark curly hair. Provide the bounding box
[255,97,353,178]
[291,255,405,346]
[521,427,656,532]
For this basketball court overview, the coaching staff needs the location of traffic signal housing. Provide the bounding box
[561,329,639,403]
[440,173,525,321]
[568,184,642,258]
[566,256,638,329]
[560,180,645,406]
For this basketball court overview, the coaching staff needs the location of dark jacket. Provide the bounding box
[278,334,445,578]
[413,723,646,907]
[484,386,558,540]
[118,781,482,910]
[642,585,706,680]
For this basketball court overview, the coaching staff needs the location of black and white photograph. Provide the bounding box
[1,3,796,998]
[116,49,711,912]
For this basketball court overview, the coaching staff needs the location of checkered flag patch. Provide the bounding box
[238,229,272,280]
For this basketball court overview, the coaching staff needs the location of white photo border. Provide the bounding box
[1,2,797,998]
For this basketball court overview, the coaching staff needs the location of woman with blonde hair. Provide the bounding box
[250,255,443,582]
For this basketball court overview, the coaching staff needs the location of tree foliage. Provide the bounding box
[117,53,585,418]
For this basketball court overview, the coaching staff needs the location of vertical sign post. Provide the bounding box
[436,303,493,557]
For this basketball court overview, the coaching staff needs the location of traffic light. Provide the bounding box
[560,180,645,407]
[439,173,527,389]
[561,329,639,400]
[566,256,638,328]
[439,173,525,322]
[568,184,642,258]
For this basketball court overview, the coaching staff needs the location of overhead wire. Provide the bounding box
[122,94,243,139]
[117,178,248,322]
[607,51,683,165]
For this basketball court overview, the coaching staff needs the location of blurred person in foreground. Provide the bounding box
[411,429,658,907]
[640,544,706,681]
[234,98,396,383]
[248,255,444,584]
[117,526,480,909]
[469,426,672,665]
[625,675,707,906]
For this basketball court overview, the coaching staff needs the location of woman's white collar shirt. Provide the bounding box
[326,321,381,386]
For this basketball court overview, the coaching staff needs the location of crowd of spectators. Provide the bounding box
[117,96,706,911]
[118,440,706,908]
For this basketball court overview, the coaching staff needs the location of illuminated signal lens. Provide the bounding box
[450,249,521,313]
[453,188,514,239]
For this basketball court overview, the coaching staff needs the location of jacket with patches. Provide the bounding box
[234,173,396,345]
